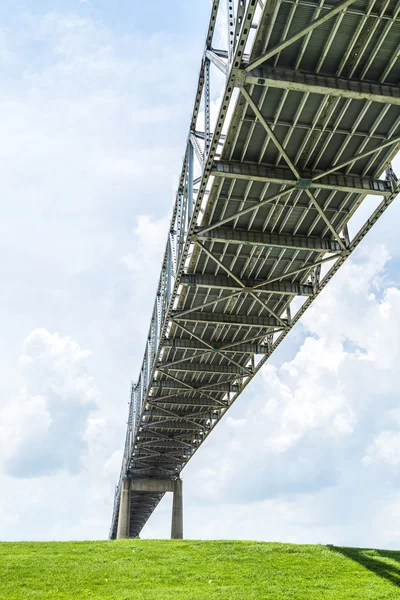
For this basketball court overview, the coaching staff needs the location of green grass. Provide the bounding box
[0,540,399,599]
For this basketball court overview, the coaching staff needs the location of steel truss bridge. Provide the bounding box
[110,0,400,539]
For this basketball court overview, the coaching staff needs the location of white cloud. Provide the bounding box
[0,391,51,466]
[0,329,100,478]
[363,431,400,466]
[121,214,168,277]
[103,450,123,479]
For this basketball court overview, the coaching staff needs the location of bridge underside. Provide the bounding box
[110,0,400,539]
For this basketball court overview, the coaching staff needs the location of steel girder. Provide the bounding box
[211,161,391,196]
[152,381,240,392]
[172,311,286,328]
[163,337,270,353]
[244,66,400,106]
[150,397,228,408]
[195,228,344,251]
[180,274,314,295]
[159,363,250,375]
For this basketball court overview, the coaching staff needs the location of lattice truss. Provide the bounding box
[110,0,400,538]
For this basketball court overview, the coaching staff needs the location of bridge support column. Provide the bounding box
[116,478,131,539]
[130,477,183,539]
[171,479,183,539]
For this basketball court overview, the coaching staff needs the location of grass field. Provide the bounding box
[0,540,399,599]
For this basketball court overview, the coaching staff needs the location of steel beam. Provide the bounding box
[143,406,207,428]
[245,0,359,71]
[159,362,249,375]
[211,161,390,196]
[212,196,349,214]
[137,436,193,446]
[137,432,196,446]
[137,447,186,460]
[146,409,214,419]
[130,461,179,472]
[205,49,228,75]
[189,133,204,167]
[239,86,347,250]
[151,396,228,407]
[181,274,314,295]
[196,227,343,252]
[163,337,269,353]
[142,420,203,431]
[133,456,182,465]
[245,66,400,106]
[172,311,285,328]
[152,381,239,392]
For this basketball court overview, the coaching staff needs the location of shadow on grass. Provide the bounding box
[328,545,400,588]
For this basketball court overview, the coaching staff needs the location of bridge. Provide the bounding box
[110,0,400,540]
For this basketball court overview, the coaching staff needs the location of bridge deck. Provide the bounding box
[110,0,400,538]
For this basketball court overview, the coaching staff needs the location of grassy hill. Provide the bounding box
[0,540,399,599]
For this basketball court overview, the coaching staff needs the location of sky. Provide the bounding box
[1,0,400,549]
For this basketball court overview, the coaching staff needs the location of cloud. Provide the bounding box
[363,431,400,466]
[121,214,169,280]
[0,329,100,478]
[103,450,123,479]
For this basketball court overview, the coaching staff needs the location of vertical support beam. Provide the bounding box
[204,58,211,159]
[134,382,140,435]
[171,479,183,539]
[226,0,235,64]
[342,223,350,248]
[155,294,160,352]
[144,341,149,392]
[167,234,174,302]
[117,478,131,539]
[188,142,194,222]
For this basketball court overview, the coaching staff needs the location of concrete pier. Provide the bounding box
[116,478,131,539]
[171,479,183,539]
[117,478,183,539]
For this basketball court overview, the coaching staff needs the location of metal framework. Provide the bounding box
[110,0,400,539]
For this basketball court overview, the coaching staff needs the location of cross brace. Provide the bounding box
[205,49,228,75]
[142,420,203,431]
[152,381,239,392]
[146,409,214,419]
[196,227,343,252]
[137,432,196,445]
[244,66,400,106]
[172,311,285,328]
[163,337,269,353]
[180,274,314,295]
[136,446,191,454]
[211,161,390,196]
[159,362,250,375]
[133,454,183,464]
[151,396,227,407]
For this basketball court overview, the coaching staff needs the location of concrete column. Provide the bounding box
[116,478,131,539]
[171,478,183,539]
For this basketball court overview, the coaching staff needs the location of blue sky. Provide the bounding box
[1,0,400,548]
